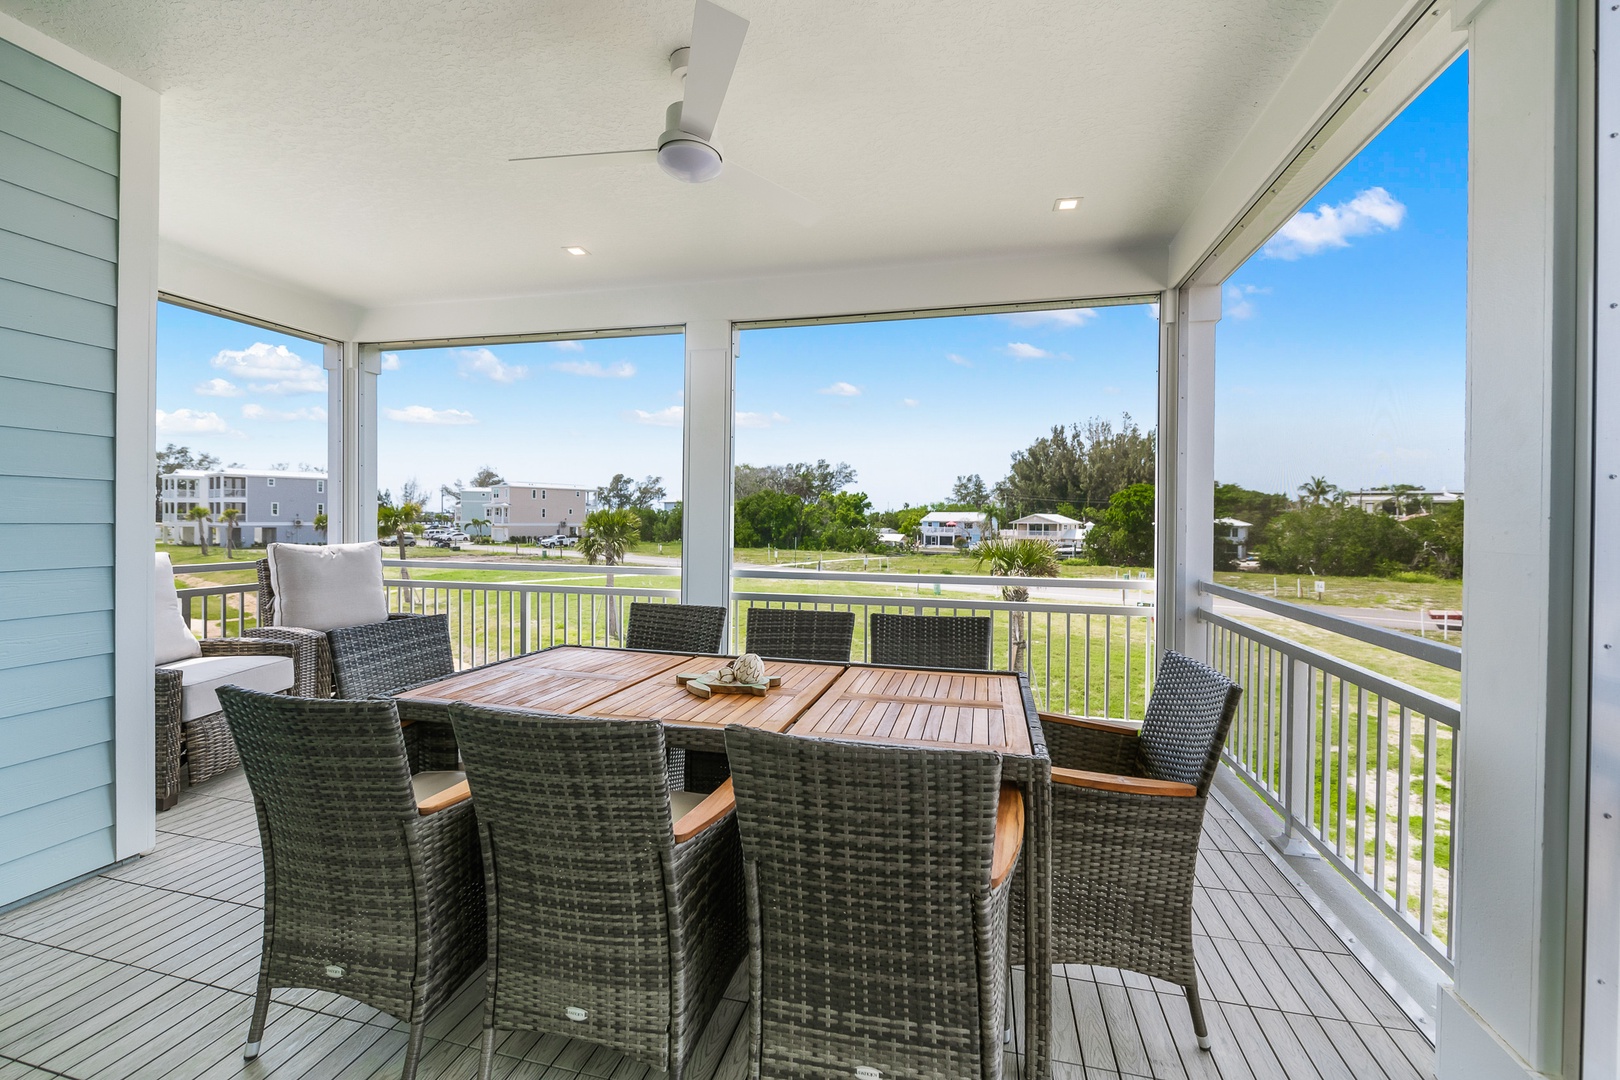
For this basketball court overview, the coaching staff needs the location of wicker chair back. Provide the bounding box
[328,613,454,697]
[743,607,856,662]
[725,726,1011,1079]
[624,601,726,653]
[218,687,481,1024]
[448,705,685,1064]
[1137,651,1242,794]
[868,612,994,670]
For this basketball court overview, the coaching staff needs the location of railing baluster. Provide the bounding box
[1337,676,1350,857]
[1421,711,1438,937]
[1354,685,1368,878]
[1396,704,1413,925]
[1375,695,1390,906]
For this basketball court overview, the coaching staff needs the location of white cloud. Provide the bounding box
[242,404,327,422]
[210,342,325,395]
[1263,186,1406,259]
[384,405,478,425]
[552,360,636,378]
[900,398,919,407]
[456,347,528,384]
[1000,308,1099,329]
[735,411,789,429]
[156,408,233,434]
[1147,303,1160,320]
[194,378,242,397]
[1224,283,1269,320]
[1005,342,1057,360]
[549,340,586,352]
[818,381,861,396]
[380,353,402,371]
[628,406,684,427]
[947,353,972,367]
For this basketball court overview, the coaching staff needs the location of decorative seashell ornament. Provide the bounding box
[718,669,735,683]
[733,653,766,685]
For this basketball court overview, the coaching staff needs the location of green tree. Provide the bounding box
[820,491,880,552]
[581,508,642,640]
[1298,476,1337,506]
[313,513,329,537]
[378,500,423,578]
[1254,504,1419,576]
[976,537,1060,670]
[186,504,212,555]
[950,474,991,509]
[1085,483,1156,566]
[735,489,802,548]
[469,465,504,488]
[219,507,242,558]
[995,414,1154,520]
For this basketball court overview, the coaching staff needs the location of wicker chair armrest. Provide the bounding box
[198,637,297,659]
[992,783,1024,887]
[417,779,471,815]
[387,612,420,621]
[245,625,331,697]
[1039,711,1142,735]
[674,778,735,843]
[1051,766,1198,797]
[1041,713,1146,775]
[154,664,185,694]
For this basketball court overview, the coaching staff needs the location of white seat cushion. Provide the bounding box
[670,789,708,820]
[158,654,295,721]
[266,542,389,632]
[154,553,202,665]
[411,771,466,804]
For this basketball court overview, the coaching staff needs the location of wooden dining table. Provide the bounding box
[389,643,1053,1079]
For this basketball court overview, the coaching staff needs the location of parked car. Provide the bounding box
[433,532,471,548]
[539,534,574,548]
[378,534,418,547]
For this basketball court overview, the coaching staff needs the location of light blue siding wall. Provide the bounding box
[0,34,119,906]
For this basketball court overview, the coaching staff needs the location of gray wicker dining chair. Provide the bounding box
[869,611,994,669]
[624,601,727,653]
[1017,650,1241,1051]
[725,726,1024,1080]
[447,704,745,1080]
[744,607,855,662]
[219,687,484,1080]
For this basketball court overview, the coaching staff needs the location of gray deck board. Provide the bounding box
[0,771,1433,1078]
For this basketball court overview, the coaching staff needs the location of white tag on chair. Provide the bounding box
[566,1006,588,1022]
[855,1068,883,1080]
[325,964,345,978]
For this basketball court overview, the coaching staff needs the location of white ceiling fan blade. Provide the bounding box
[509,149,657,170]
[719,163,824,226]
[680,0,748,142]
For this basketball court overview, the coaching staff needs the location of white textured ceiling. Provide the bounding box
[2,0,1335,307]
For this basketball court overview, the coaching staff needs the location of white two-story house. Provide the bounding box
[916,511,988,550]
[1004,513,1090,556]
[486,482,592,541]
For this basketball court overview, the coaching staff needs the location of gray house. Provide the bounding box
[159,468,327,547]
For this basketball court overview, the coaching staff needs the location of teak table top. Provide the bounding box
[786,665,1034,756]
[391,646,696,715]
[585,658,845,733]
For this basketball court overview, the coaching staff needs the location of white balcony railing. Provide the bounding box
[1198,580,1461,971]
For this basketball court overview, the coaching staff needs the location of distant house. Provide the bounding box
[1342,488,1463,515]
[452,487,495,535]
[159,468,327,547]
[1004,513,1089,556]
[1215,516,1253,559]
[876,528,908,547]
[486,482,592,541]
[917,511,988,549]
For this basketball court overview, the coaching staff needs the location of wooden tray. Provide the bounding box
[676,669,782,699]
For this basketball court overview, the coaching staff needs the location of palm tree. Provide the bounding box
[975,537,1060,671]
[1298,476,1337,506]
[313,512,328,538]
[580,508,641,642]
[468,517,490,539]
[187,505,211,555]
[219,507,241,558]
[377,500,423,579]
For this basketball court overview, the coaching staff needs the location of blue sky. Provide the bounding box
[156,53,1466,511]
[1215,53,1467,496]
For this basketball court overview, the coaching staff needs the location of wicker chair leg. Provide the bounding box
[477,1027,497,1080]
[244,968,272,1058]
[1186,982,1211,1050]
[402,1015,427,1080]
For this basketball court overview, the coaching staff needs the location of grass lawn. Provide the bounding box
[1213,569,1462,611]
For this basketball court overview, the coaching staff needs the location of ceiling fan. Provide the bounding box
[510,0,820,225]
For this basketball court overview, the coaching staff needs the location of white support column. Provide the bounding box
[335,343,379,543]
[1156,285,1219,663]
[681,320,735,622]
[1437,1,1586,1077]
[322,341,344,542]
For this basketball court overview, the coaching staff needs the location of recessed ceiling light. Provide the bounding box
[1053,197,1081,212]
[564,246,590,256]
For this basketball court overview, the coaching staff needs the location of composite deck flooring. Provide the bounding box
[0,769,1434,1079]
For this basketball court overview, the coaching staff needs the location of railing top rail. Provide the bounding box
[734,566,1155,591]
[1199,608,1460,726]
[731,590,1148,617]
[1199,579,1461,671]
[172,558,683,577]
